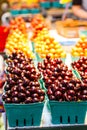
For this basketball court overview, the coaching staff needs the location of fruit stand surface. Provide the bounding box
[8,124,87,130]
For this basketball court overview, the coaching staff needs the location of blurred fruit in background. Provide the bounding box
[10,16,27,36]
[31,14,50,40]
[8,0,39,10]
[60,0,72,4]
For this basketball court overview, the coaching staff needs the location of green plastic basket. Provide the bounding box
[51,1,61,8]
[35,53,43,62]
[31,8,40,14]
[4,102,44,127]
[10,10,20,16]
[20,9,29,14]
[39,79,47,92]
[40,2,51,9]
[49,101,87,124]
[71,56,80,62]
[72,69,82,80]
[32,42,35,53]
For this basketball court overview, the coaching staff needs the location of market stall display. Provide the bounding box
[2,51,45,127]
[7,0,72,17]
[8,0,40,15]
[0,12,87,130]
[37,55,87,124]
[38,56,87,101]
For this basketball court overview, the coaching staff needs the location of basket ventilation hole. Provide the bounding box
[75,116,78,123]
[68,116,70,123]
[16,120,18,126]
[24,119,26,126]
[32,117,34,126]
[60,116,62,123]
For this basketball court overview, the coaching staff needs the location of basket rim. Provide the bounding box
[49,100,87,104]
[4,101,45,107]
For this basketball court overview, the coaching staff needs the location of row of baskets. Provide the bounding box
[4,54,87,127]
[2,36,87,128]
[11,8,40,16]
[4,100,87,127]
[40,1,67,8]
[10,1,72,16]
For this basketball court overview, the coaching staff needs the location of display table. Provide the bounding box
[8,124,87,130]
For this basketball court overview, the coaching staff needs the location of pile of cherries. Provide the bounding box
[71,57,87,81]
[2,52,45,104]
[38,55,87,101]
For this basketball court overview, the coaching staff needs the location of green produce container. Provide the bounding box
[4,102,44,127]
[72,69,82,80]
[31,8,40,14]
[35,52,43,62]
[51,1,61,8]
[39,79,47,92]
[10,10,20,16]
[32,42,35,53]
[71,56,80,62]
[61,57,66,63]
[49,101,87,124]
[20,9,29,14]
[40,2,51,9]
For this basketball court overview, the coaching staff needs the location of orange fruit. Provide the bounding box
[61,52,66,58]
[80,52,84,56]
[72,52,80,57]
[50,48,55,54]
[77,47,83,52]
[81,42,86,49]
